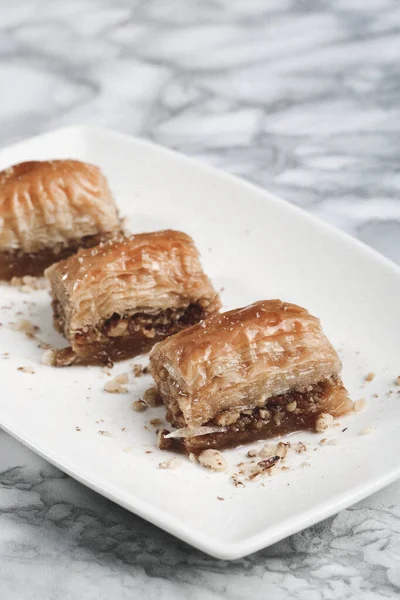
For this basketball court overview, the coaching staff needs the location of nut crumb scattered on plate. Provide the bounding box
[359,426,376,435]
[98,430,111,437]
[10,276,49,292]
[10,319,38,337]
[315,413,335,432]
[354,398,367,412]
[365,372,375,382]
[198,449,227,472]
[132,363,148,377]
[132,400,147,412]
[17,366,35,374]
[159,457,181,469]
[143,386,163,407]
[104,373,129,393]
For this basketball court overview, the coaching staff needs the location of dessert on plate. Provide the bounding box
[45,229,221,365]
[0,160,121,279]
[149,299,353,452]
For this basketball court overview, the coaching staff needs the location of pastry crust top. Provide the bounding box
[45,229,221,333]
[150,300,343,427]
[0,160,120,252]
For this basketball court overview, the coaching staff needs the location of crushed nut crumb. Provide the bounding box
[395,376,400,386]
[143,386,163,407]
[295,442,307,454]
[132,400,147,412]
[104,373,129,394]
[354,398,367,412]
[230,475,245,487]
[75,427,81,432]
[10,275,49,292]
[365,372,375,382]
[315,413,335,433]
[132,364,148,377]
[41,347,76,367]
[217,496,224,501]
[259,443,277,458]
[159,457,181,469]
[17,366,35,374]
[359,426,376,435]
[275,442,289,458]
[149,418,162,427]
[98,430,111,437]
[157,429,173,450]
[198,449,227,472]
[10,319,38,337]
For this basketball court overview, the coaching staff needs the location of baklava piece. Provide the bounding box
[0,160,121,279]
[150,300,353,453]
[45,230,221,365]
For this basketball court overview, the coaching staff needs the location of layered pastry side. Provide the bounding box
[149,300,354,453]
[45,230,221,365]
[0,160,122,279]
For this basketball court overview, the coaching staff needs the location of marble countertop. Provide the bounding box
[1,0,400,598]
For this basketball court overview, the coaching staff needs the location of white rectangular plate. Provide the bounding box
[1,126,400,560]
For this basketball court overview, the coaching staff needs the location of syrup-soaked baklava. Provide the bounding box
[45,230,221,365]
[0,160,121,279]
[149,300,353,452]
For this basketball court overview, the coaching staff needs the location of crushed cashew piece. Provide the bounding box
[198,449,227,472]
[395,376,400,386]
[365,372,375,382]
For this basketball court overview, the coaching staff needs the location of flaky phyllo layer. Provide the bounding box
[45,230,221,362]
[150,300,353,433]
[0,160,121,253]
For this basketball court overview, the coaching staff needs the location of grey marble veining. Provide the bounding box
[1,0,400,598]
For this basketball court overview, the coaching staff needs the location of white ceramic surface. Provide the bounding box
[1,125,399,560]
